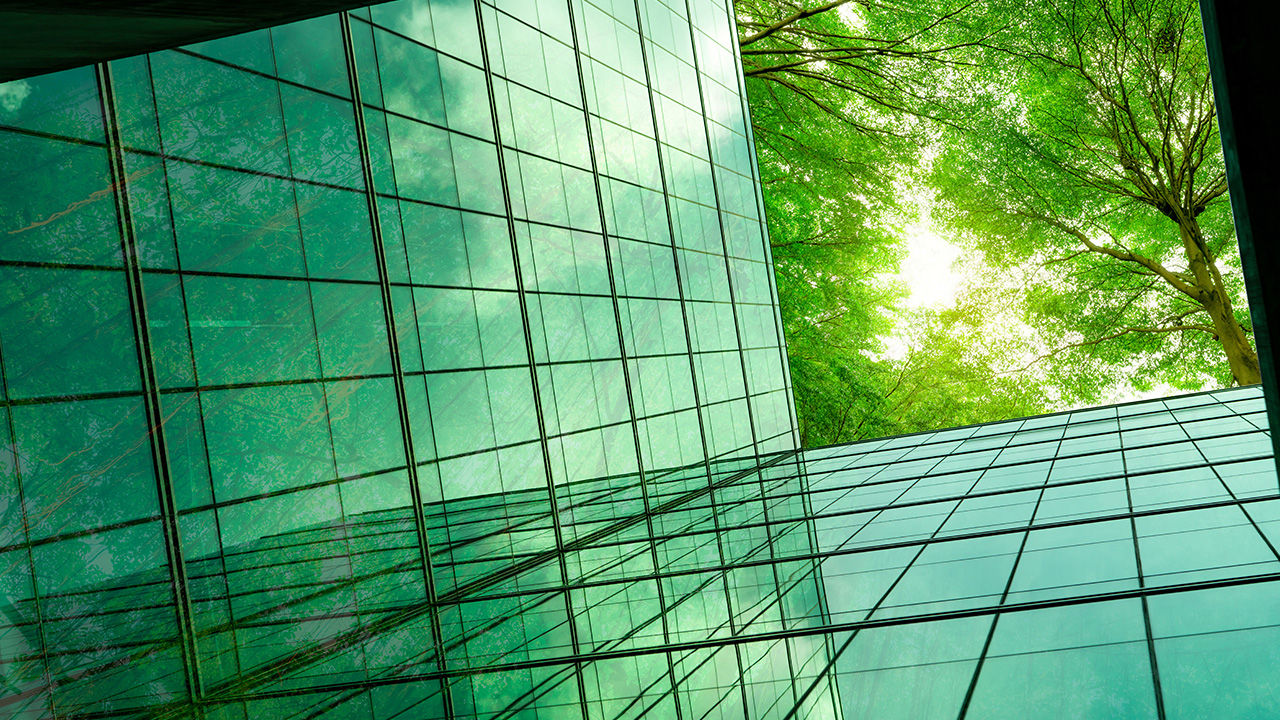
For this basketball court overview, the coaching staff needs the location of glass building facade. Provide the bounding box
[1,1,1278,719]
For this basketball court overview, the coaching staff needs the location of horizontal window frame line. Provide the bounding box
[350,12,486,75]
[89,452,796,712]
[0,122,108,148]
[165,46,354,103]
[175,567,1280,700]
[803,385,1264,457]
[787,427,1272,498]
[596,448,1278,551]
[800,409,1256,469]
[428,486,1280,610]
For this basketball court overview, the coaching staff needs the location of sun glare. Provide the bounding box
[899,222,962,308]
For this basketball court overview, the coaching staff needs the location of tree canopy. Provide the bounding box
[737,0,1257,445]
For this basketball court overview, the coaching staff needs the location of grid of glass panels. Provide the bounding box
[3,0,1279,718]
[0,0,799,716]
[800,384,1279,720]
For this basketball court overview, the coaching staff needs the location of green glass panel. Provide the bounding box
[835,617,989,719]
[142,271,196,387]
[390,285,424,373]
[486,367,539,446]
[0,66,102,140]
[969,601,1157,719]
[462,212,515,289]
[327,378,406,476]
[167,161,304,276]
[474,290,525,366]
[12,397,157,540]
[1136,505,1280,586]
[1150,582,1280,720]
[0,267,137,398]
[404,376,437,463]
[0,133,120,266]
[280,85,362,187]
[160,392,214,510]
[376,28,445,124]
[450,133,504,215]
[185,275,319,385]
[401,201,468,286]
[363,108,397,192]
[429,0,484,66]
[415,286,482,370]
[427,370,495,458]
[297,184,378,281]
[202,382,334,500]
[388,115,458,206]
[124,152,179,269]
[184,28,274,73]
[370,0,435,45]
[311,281,392,377]
[439,54,493,139]
[272,15,351,96]
[109,55,162,152]
[152,51,288,174]
[348,17,384,106]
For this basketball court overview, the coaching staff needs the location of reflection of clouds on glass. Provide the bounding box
[397,1,434,42]
[425,0,482,65]
[0,79,31,113]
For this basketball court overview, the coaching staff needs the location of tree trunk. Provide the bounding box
[1179,218,1262,385]
[1200,286,1262,385]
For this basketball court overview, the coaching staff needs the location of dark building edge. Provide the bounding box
[0,1,393,81]
[1199,0,1280,471]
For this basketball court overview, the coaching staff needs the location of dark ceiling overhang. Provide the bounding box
[0,0,387,82]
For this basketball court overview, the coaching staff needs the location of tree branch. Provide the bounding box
[740,0,858,47]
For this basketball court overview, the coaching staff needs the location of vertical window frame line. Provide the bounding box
[469,2,591,715]
[140,46,252,696]
[767,446,954,718]
[629,0,723,569]
[354,7,452,517]
[262,33,378,707]
[677,0,809,709]
[94,61,207,716]
[783,447,844,718]
[716,0,800,450]
[337,12,456,715]
[560,1,687,716]
[770,455,841,720]
[0,321,57,717]
[779,468,980,720]
[952,425,1062,720]
[629,0,755,715]
[1118,416,1169,720]
[1194,408,1280,565]
[677,0,763,462]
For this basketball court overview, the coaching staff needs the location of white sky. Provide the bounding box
[874,190,965,362]
[899,221,963,309]
[837,2,867,30]
[859,151,1223,407]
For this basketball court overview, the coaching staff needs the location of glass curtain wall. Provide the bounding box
[0,0,799,716]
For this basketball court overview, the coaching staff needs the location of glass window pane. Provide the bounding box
[185,275,319,385]
[13,397,158,539]
[0,267,137,398]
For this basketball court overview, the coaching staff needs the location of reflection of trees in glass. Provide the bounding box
[737,0,1257,444]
